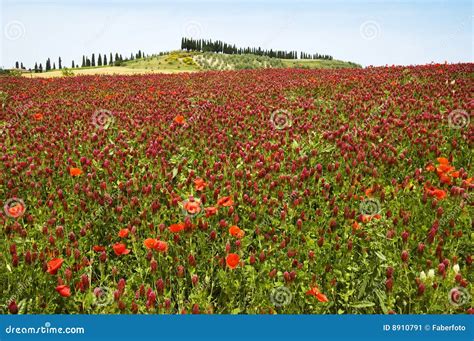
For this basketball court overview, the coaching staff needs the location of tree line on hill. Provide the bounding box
[14,50,146,73]
[181,37,333,60]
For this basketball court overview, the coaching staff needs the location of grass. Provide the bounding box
[23,51,360,78]
[282,59,361,69]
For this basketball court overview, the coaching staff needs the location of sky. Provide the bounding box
[1,0,472,69]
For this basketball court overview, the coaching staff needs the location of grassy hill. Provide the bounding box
[125,51,360,71]
[24,51,360,77]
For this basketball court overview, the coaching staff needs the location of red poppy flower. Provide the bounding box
[33,113,44,121]
[352,221,361,230]
[364,187,374,197]
[425,164,435,172]
[436,157,449,165]
[7,203,25,218]
[426,188,446,200]
[226,253,240,269]
[118,228,130,238]
[93,245,105,252]
[69,168,83,176]
[432,189,447,200]
[439,174,452,185]
[113,243,130,256]
[306,286,329,302]
[47,258,64,275]
[155,240,168,253]
[169,222,185,233]
[436,164,455,175]
[56,285,71,297]
[183,200,201,214]
[143,238,168,253]
[144,238,158,249]
[229,225,245,239]
[174,115,185,124]
[194,178,208,191]
[217,196,234,207]
[449,171,460,178]
[204,206,218,217]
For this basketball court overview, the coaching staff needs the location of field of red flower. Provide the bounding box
[0,63,472,314]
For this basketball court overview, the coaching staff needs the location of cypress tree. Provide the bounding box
[39,63,43,72]
[34,62,38,73]
[110,53,113,65]
[58,57,62,69]
[15,61,19,69]
[104,54,107,65]
[91,54,95,67]
[98,54,102,66]
[82,56,85,67]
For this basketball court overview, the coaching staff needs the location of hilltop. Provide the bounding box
[22,51,360,78]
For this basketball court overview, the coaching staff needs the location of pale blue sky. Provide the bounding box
[1,0,472,68]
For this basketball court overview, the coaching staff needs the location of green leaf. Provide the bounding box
[374,251,386,261]
[350,301,375,308]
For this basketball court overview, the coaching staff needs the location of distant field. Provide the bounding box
[24,66,196,78]
[23,51,360,78]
